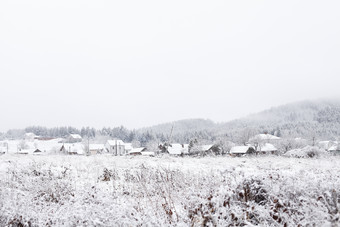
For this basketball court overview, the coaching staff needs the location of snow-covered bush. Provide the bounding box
[0,155,339,226]
[284,145,327,158]
[277,138,307,153]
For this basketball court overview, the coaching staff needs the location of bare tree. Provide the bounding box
[239,128,257,145]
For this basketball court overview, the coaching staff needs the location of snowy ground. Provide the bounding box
[0,154,339,226]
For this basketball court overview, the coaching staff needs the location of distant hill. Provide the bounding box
[218,98,340,140]
[239,98,340,124]
[139,99,340,142]
[138,118,217,135]
[4,99,340,143]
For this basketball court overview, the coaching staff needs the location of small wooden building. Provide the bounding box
[230,146,256,156]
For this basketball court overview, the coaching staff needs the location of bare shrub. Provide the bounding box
[237,179,268,205]
[98,168,119,181]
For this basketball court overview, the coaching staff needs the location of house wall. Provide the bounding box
[108,145,125,155]
[90,150,98,155]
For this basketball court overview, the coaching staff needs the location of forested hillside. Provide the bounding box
[136,99,340,142]
[217,99,340,141]
[1,99,340,145]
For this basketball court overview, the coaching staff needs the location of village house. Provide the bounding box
[318,141,336,151]
[67,134,82,143]
[17,149,30,155]
[128,147,147,155]
[105,139,126,155]
[255,143,278,154]
[327,142,340,155]
[0,142,7,154]
[60,145,67,154]
[33,149,43,155]
[17,148,42,155]
[89,144,105,155]
[230,146,256,156]
[164,143,189,155]
[35,136,56,141]
[124,143,133,153]
[250,133,280,144]
[33,138,64,154]
[60,144,85,155]
[189,144,221,155]
[141,151,155,157]
[24,133,36,141]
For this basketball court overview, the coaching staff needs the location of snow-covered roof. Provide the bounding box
[125,143,133,150]
[167,144,188,155]
[230,146,252,154]
[65,143,85,155]
[69,134,82,139]
[257,143,277,152]
[35,139,64,152]
[251,134,280,141]
[25,133,36,138]
[141,151,155,156]
[182,144,189,154]
[33,149,43,155]
[106,140,125,146]
[318,140,331,145]
[89,144,105,150]
[0,138,65,154]
[18,149,36,154]
[200,144,214,151]
[328,144,340,151]
[0,147,6,153]
[129,147,146,154]
[318,141,337,150]
[190,144,214,153]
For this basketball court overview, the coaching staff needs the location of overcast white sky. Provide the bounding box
[0,0,340,132]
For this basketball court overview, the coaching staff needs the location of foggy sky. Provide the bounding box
[1,0,340,132]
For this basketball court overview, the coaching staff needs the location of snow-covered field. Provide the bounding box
[0,154,339,226]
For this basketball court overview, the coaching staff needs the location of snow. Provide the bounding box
[141,151,155,156]
[256,143,277,152]
[230,146,252,154]
[89,144,105,150]
[64,143,85,155]
[124,143,133,151]
[106,139,125,146]
[329,144,340,151]
[24,132,36,139]
[69,134,82,139]
[251,134,280,141]
[284,146,327,158]
[318,141,339,152]
[17,149,32,154]
[128,147,146,154]
[0,146,6,153]
[200,144,214,151]
[167,143,188,155]
[3,139,64,154]
[0,155,339,226]
[36,139,64,152]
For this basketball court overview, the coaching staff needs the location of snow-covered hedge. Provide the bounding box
[0,155,339,226]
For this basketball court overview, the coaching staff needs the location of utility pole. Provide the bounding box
[168,124,174,145]
[87,136,90,156]
[164,124,175,153]
[115,139,118,156]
